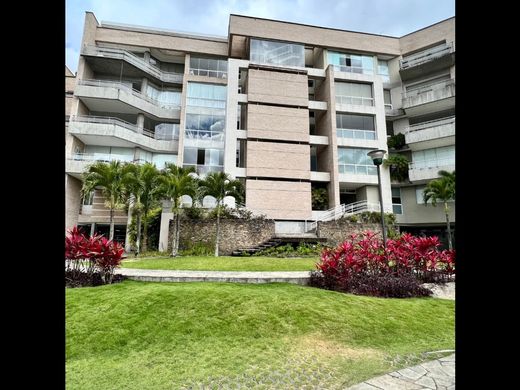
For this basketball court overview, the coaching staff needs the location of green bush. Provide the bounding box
[387,133,406,150]
[180,241,214,256]
[312,187,329,210]
[383,154,410,182]
[183,206,205,220]
[254,242,325,258]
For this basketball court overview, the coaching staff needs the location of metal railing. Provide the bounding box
[69,115,179,141]
[332,64,374,75]
[337,128,377,140]
[77,79,181,109]
[69,153,134,163]
[189,68,228,79]
[409,157,455,170]
[400,42,454,69]
[335,95,374,106]
[403,79,455,98]
[406,116,455,133]
[306,200,388,232]
[81,45,184,84]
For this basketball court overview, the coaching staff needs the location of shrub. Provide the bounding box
[183,206,205,220]
[180,241,214,256]
[254,242,326,257]
[311,231,455,297]
[65,227,125,287]
[383,154,409,182]
[387,133,406,150]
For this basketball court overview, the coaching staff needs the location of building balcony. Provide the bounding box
[399,42,455,81]
[408,159,455,182]
[81,45,184,84]
[75,79,181,120]
[402,79,455,117]
[310,171,330,182]
[68,116,179,152]
[66,153,133,179]
[384,105,405,118]
[405,117,455,151]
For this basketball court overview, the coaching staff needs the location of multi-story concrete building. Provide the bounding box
[65,12,455,249]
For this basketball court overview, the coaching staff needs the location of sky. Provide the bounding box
[66,0,455,73]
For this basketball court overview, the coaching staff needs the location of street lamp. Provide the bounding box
[367,149,387,248]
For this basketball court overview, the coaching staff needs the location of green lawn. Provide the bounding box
[66,281,455,389]
[121,255,318,271]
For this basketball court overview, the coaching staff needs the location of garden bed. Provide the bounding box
[65,271,126,288]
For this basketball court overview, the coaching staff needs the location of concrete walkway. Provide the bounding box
[348,353,455,390]
[117,268,311,284]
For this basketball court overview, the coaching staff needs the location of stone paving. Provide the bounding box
[348,353,455,390]
[117,268,311,285]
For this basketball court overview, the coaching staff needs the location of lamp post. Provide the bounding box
[367,149,387,248]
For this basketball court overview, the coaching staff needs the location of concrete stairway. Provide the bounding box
[231,237,283,256]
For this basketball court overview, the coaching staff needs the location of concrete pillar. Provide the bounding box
[141,77,149,95]
[125,196,134,252]
[143,51,151,63]
[158,200,173,252]
[90,223,96,237]
[136,113,145,134]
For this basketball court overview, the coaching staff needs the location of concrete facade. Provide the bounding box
[66,12,455,248]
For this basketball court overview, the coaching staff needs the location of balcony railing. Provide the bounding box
[69,153,134,163]
[81,45,184,84]
[189,68,228,79]
[337,128,377,140]
[403,79,455,98]
[70,115,179,141]
[407,116,455,134]
[332,64,374,75]
[402,79,455,109]
[400,42,454,70]
[183,164,224,175]
[409,156,455,170]
[335,95,374,107]
[77,79,181,109]
[405,117,455,145]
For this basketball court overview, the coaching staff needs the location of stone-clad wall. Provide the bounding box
[317,220,382,247]
[171,219,276,255]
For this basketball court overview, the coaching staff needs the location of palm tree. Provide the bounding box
[124,162,161,255]
[423,170,455,250]
[82,161,129,241]
[198,172,244,257]
[157,164,198,257]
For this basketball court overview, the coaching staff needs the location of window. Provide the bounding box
[183,147,224,174]
[250,39,305,67]
[145,83,181,108]
[335,82,373,106]
[338,148,377,175]
[336,113,376,140]
[411,146,455,169]
[378,59,390,82]
[154,123,179,140]
[82,190,94,205]
[392,187,402,214]
[152,154,177,170]
[328,51,374,75]
[83,146,134,162]
[384,89,392,108]
[185,113,225,141]
[236,140,246,168]
[186,82,227,108]
[190,57,228,79]
[310,146,317,171]
[405,74,451,96]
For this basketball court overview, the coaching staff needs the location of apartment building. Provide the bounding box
[65,12,455,249]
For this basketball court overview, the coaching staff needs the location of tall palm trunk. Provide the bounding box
[176,211,181,256]
[444,202,453,250]
[109,207,115,241]
[142,206,149,252]
[136,213,142,255]
[215,202,221,257]
[171,212,178,257]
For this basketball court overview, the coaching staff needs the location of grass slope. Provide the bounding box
[121,256,318,271]
[66,281,454,389]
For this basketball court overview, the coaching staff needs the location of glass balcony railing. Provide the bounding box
[335,95,374,106]
[337,128,377,140]
[400,42,454,70]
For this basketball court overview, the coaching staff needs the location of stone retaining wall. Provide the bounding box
[170,218,275,255]
[317,220,382,247]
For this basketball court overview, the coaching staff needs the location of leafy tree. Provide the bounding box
[82,161,130,241]
[383,154,409,182]
[312,187,329,210]
[157,164,198,257]
[423,170,455,250]
[198,172,245,256]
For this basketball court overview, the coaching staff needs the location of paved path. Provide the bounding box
[117,268,311,284]
[348,353,455,389]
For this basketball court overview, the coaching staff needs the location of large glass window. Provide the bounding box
[190,57,228,79]
[377,59,390,82]
[335,82,373,106]
[328,51,374,75]
[183,147,224,174]
[250,39,305,68]
[392,187,402,214]
[186,83,227,108]
[185,113,225,142]
[338,148,377,175]
[155,123,179,140]
[83,146,134,162]
[152,154,177,170]
[384,90,392,108]
[336,113,376,140]
[412,145,455,169]
[145,83,181,108]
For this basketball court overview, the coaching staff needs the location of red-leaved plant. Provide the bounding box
[314,231,455,296]
[65,227,124,285]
